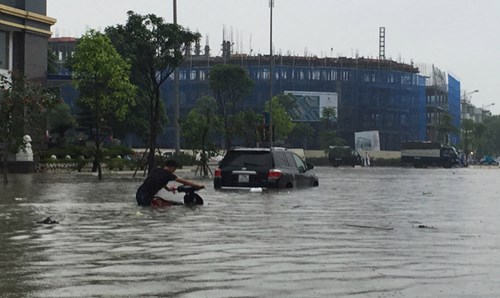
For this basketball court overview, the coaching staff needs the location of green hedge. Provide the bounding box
[40,144,134,160]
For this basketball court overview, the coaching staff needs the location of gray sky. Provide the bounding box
[47,0,500,114]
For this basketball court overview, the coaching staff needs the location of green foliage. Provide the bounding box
[105,11,200,171]
[182,96,220,176]
[461,118,475,156]
[101,144,134,158]
[436,112,459,145]
[38,158,90,172]
[182,96,221,152]
[233,110,263,147]
[209,64,254,115]
[209,64,254,148]
[0,71,56,182]
[70,30,136,121]
[265,96,295,145]
[104,157,127,171]
[160,152,195,168]
[106,11,200,91]
[69,29,136,179]
[476,115,500,157]
[319,130,345,151]
[41,144,133,160]
[40,145,93,159]
[47,101,77,139]
[288,123,315,149]
[275,93,299,119]
[321,106,337,126]
[317,105,344,151]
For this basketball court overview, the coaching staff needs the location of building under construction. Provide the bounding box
[162,48,427,150]
[49,35,462,151]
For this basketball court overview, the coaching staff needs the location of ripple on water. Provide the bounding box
[1,168,500,297]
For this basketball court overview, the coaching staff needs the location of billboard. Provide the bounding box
[355,130,380,151]
[284,91,338,122]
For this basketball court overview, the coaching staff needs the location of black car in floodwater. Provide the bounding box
[214,147,319,189]
[328,146,362,167]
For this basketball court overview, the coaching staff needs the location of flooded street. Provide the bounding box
[1,166,500,297]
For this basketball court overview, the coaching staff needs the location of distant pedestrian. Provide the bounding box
[364,151,371,167]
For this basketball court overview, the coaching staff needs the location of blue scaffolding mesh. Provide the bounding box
[447,74,461,145]
[163,63,427,150]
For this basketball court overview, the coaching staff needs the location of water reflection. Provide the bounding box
[1,168,500,297]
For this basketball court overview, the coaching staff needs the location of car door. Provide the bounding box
[286,152,311,187]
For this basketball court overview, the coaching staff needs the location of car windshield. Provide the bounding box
[219,151,272,168]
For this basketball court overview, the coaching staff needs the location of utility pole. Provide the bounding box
[173,0,181,155]
[269,0,274,148]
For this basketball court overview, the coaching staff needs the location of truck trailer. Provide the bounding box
[401,141,459,168]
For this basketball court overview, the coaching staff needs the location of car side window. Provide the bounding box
[285,152,296,168]
[292,153,306,172]
[273,152,288,167]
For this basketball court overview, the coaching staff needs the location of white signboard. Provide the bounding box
[284,91,338,122]
[355,130,380,151]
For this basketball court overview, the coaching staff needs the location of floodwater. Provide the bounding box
[1,166,500,297]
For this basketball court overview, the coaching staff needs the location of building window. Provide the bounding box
[0,31,9,70]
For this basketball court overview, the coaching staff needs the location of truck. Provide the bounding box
[328,146,362,167]
[401,141,459,168]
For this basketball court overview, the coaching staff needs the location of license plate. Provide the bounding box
[238,174,249,183]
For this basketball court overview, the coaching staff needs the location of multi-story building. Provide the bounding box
[49,38,464,151]
[0,1,55,171]
[0,1,55,80]
[48,36,76,75]
[160,53,427,150]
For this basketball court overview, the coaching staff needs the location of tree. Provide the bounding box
[265,96,295,145]
[476,115,500,157]
[437,112,459,145]
[233,110,263,147]
[318,106,344,150]
[472,121,487,158]
[181,96,221,177]
[461,118,474,159]
[69,30,136,180]
[275,93,299,117]
[46,101,77,146]
[106,11,200,172]
[0,71,55,183]
[288,123,314,149]
[209,64,254,148]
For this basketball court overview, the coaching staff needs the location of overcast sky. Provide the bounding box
[47,0,500,114]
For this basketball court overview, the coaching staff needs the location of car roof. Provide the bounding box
[229,147,288,152]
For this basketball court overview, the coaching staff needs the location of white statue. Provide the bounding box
[16,135,34,162]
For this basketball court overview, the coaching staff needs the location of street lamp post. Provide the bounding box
[461,90,478,161]
[461,89,479,104]
[463,89,479,98]
[269,0,274,148]
[173,0,181,156]
[481,103,495,110]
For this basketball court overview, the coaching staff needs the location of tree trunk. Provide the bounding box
[94,88,102,181]
[2,146,8,183]
[224,116,232,149]
[201,151,208,177]
[201,130,208,177]
[148,88,161,173]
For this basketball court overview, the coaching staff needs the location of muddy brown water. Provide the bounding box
[1,167,499,297]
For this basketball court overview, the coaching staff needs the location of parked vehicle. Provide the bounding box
[480,156,499,165]
[328,146,362,167]
[214,147,319,189]
[401,141,459,168]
